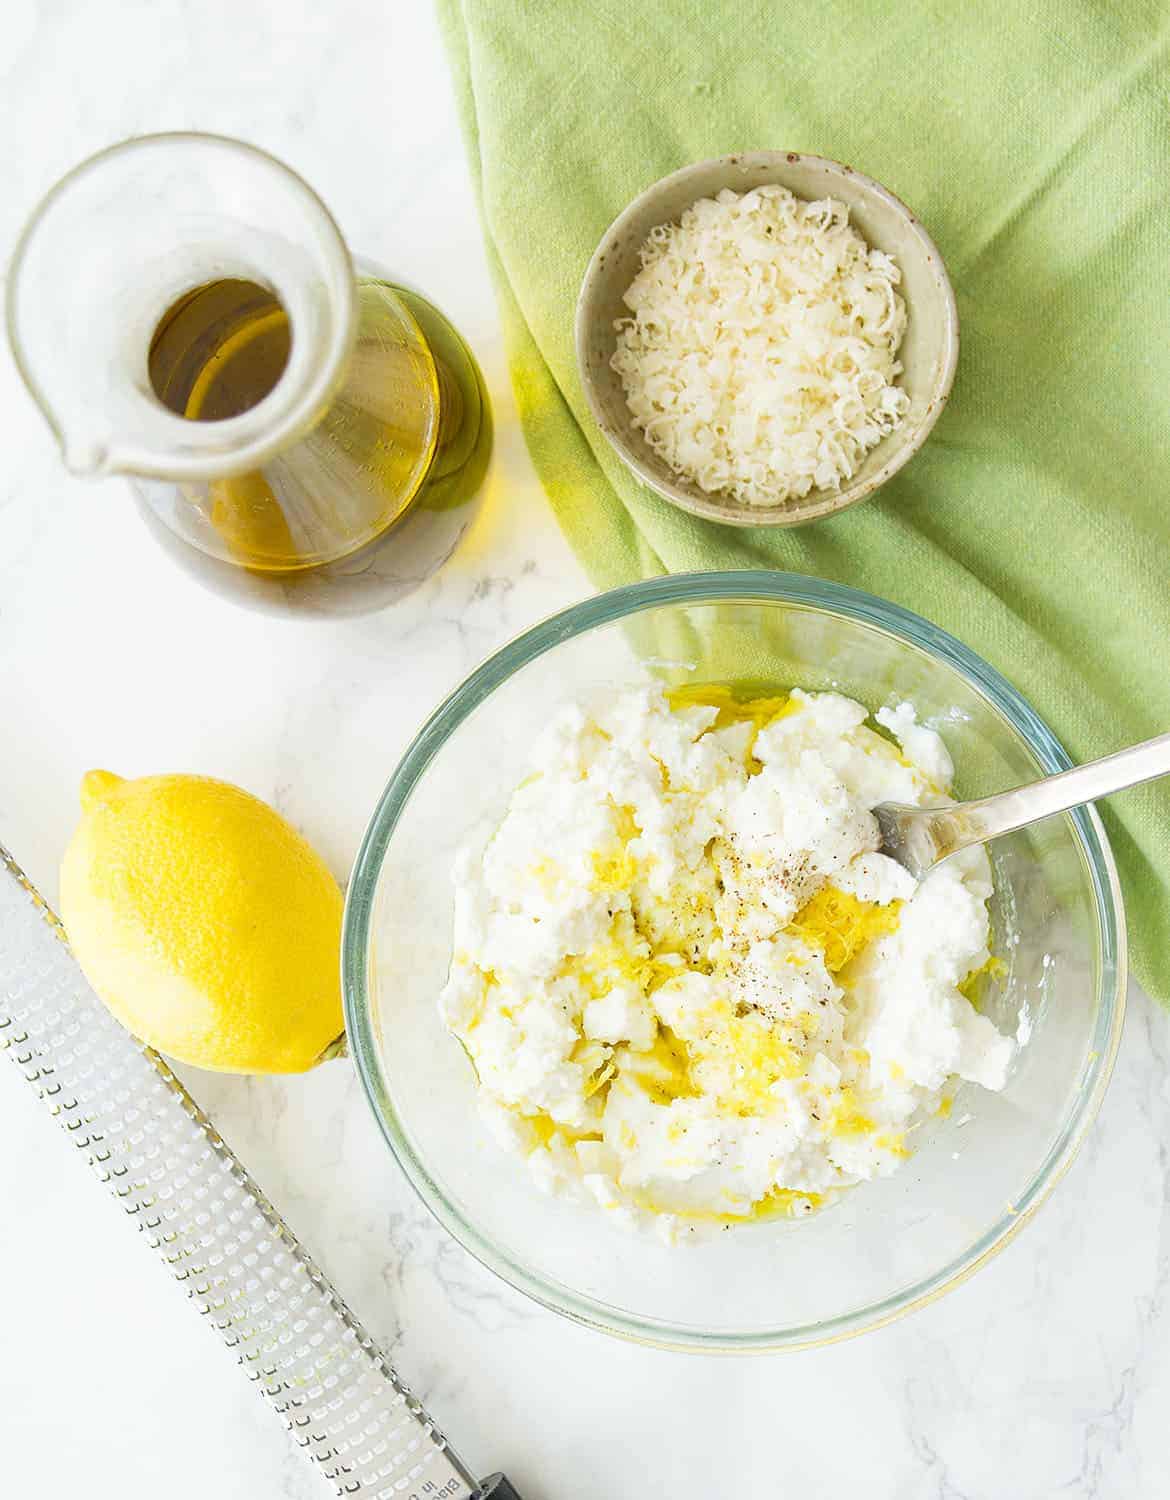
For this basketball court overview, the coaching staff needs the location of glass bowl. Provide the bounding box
[342,572,1125,1351]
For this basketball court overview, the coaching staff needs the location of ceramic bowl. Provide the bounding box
[575,151,959,527]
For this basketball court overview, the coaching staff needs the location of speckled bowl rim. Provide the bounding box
[343,571,1126,1354]
[574,152,960,527]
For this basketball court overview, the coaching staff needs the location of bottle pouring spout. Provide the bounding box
[7,130,492,595]
[7,132,357,487]
[61,438,112,479]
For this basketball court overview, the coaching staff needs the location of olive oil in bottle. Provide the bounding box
[148,275,490,573]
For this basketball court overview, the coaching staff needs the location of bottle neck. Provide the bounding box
[7,132,357,482]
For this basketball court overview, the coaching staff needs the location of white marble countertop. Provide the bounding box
[2,5,1168,1497]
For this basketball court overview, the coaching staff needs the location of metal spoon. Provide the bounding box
[873,731,1170,881]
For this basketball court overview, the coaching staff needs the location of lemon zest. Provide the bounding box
[828,1087,876,1138]
[684,1003,804,1114]
[590,848,639,893]
[558,938,682,1000]
[610,799,641,843]
[958,954,1007,1009]
[786,886,901,973]
[666,683,801,768]
[873,1131,911,1158]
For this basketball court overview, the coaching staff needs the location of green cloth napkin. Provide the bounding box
[438,0,1170,1003]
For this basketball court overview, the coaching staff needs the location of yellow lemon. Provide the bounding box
[60,770,345,1074]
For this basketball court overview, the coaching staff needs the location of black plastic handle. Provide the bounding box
[477,1475,525,1499]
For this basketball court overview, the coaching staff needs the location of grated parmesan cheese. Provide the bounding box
[611,185,910,508]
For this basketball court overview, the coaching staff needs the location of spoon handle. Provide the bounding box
[955,730,1170,849]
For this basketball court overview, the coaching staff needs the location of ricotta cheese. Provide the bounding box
[440,685,1013,1238]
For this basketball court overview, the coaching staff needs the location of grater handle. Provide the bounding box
[0,843,516,1500]
[476,1477,525,1499]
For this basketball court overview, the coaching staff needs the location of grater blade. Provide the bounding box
[0,842,485,1500]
